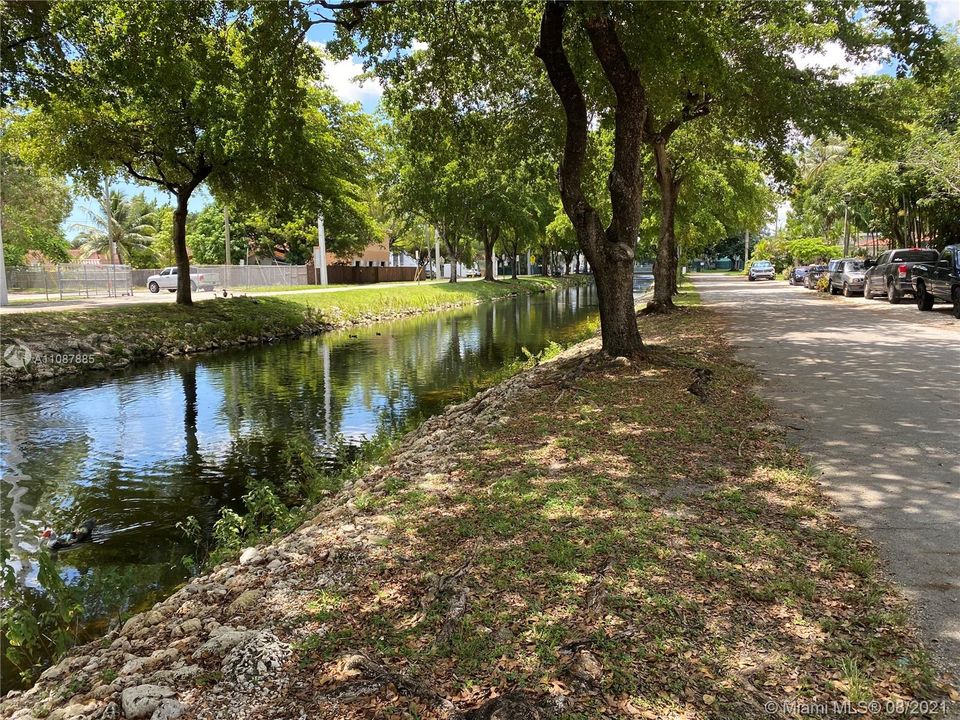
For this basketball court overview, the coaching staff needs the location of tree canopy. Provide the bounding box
[9,0,377,304]
[326,0,943,352]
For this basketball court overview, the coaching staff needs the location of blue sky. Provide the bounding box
[63,2,959,243]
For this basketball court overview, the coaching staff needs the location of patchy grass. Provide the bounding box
[267,293,950,718]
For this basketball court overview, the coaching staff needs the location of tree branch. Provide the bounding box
[657,93,712,142]
[534,1,601,259]
[123,162,172,191]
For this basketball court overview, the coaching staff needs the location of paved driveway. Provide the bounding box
[693,275,960,679]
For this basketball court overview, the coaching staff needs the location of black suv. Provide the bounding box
[863,248,939,303]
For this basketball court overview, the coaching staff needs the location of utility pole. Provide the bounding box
[424,224,431,278]
[842,195,850,256]
[316,212,328,285]
[0,204,7,307]
[224,208,231,266]
[744,229,750,267]
[103,178,117,264]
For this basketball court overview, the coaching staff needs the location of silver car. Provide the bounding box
[828,258,866,297]
[748,260,776,281]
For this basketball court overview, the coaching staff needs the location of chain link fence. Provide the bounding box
[130,264,309,290]
[5,264,134,300]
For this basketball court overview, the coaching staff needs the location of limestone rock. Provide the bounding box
[150,699,185,720]
[178,618,203,636]
[227,589,262,614]
[238,547,262,566]
[121,610,163,636]
[221,631,291,690]
[120,684,176,720]
[192,630,257,660]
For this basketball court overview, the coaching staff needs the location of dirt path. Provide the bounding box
[694,274,960,679]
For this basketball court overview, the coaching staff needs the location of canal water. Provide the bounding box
[0,282,614,689]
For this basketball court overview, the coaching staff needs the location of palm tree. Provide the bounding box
[799,137,848,184]
[72,189,158,264]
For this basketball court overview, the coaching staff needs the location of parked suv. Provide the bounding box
[788,265,811,285]
[803,264,828,289]
[863,248,939,303]
[748,260,775,281]
[147,267,212,293]
[828,258,866,296]
[912,244,960,319]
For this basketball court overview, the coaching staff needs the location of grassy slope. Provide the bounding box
[2,277,586,364]
[274,285,948,718]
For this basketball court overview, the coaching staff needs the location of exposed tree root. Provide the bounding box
[462,693,554,720]
[687,367,713,401]
[420,561,472,611]
[641,299,676,315]
[584,559,613,617]
[439,587,469,642]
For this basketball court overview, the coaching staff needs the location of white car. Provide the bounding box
[147,267,212,293]
[748,260,776,281]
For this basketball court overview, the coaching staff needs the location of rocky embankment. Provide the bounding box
[0,318,331,388]
[0,338,602,720]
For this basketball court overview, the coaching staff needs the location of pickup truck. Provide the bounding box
[863,247,939,303]
[146,267,213,293]
[912,244,960,319]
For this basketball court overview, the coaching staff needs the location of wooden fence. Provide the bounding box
[322,265,420,284]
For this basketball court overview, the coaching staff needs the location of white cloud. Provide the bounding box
[308,40,382,105]
[324,56,383,104]
[410,39,429,52]
[926,0,960,27]
[791,41,886,83]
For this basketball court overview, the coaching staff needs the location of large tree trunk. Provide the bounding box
[173,190,193,306]
[445,235,459,283]
[510,241,518,279]
[482,226,499,281]
[647,141,679,313]
[535,3,645,356]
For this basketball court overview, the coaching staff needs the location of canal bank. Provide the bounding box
[1,280,604,693]
[3,287,952,720]
[0,276,591,388]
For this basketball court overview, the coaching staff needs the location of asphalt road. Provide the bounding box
[694,274,960,680]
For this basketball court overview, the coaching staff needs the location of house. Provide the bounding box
[327,239,390,267]
[68,248,106,265]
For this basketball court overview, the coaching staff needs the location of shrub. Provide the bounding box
[1,549,84,686]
